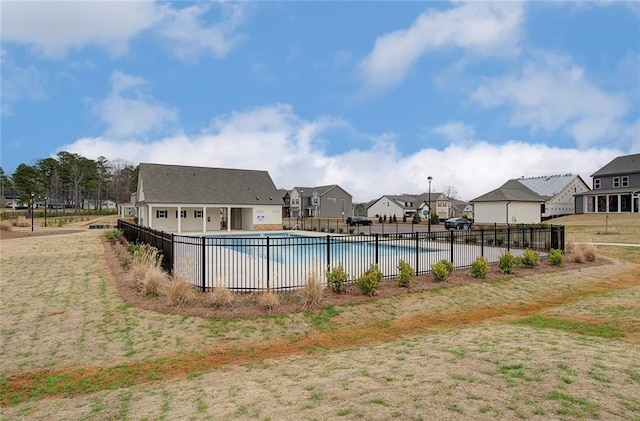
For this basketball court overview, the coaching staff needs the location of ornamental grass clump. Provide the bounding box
[166,273,194,307]
[521,249,540,268]
[431,259,454,282]
[13,217,30,227]
[396,259,415,287]
[498,251,518,274]
[356,264,382,296]
[258,291,280,310]
[141,265,168,296]
[326,262,349,294]
[210,283,234,308]
[299,272,325,309]
[470,256,490,279]
[0,221,12,231]
[548,249,564,267]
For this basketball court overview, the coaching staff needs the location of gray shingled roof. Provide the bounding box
[516,174,577,199]
[138,163,282,206]
[592,153,640,177]
[471,179,545,202]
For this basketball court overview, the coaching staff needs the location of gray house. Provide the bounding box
[284,185,352,219]
[575,153,640,213]
[517,174,590,218]
[135,163,283,233]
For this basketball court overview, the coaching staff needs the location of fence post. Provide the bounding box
[266,236,270,291]
[375,233,379,265]
[415,232,419,274]
[170,233,175,274]
[449,229,454,264]
[201,236,206,292]
[480,229,484,257]
[326,235,331,272]
[507,227,511,251]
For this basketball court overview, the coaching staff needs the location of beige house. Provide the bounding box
[471,179,545,225]
[135,163,283,233]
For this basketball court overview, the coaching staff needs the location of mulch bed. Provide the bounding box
[104,237,606,320]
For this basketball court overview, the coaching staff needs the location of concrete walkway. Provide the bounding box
[576,242,640,247]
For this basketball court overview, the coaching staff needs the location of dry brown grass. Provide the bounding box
[166,273,194,307]
[569,242,598,263]
[298,272,325,309]
[13,217,30,227]
[209,285,234,308]
[141,265,168,296]
[0,221,12,231]
[258,290,280,310]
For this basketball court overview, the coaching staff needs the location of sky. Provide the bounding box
[1,1,639,202]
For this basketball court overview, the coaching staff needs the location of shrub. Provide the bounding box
[0,221,12,231]
[349,228,355,234]
[412,213,421,224]
[396,259,415,287]
[326,263,349,294]
[521,249,540,268]
[127,243,140,254]
[356,264,382,296]
[548,249,563,267]
[210,284,234,308]
[166,273,194,307]
[431,259,454,282]
[498,251,518,274]
[329,228,335,233]
[496,237,504,247]
[141,265,168,296]
[470,256,490,279]
[299,272,324,309]
[258,291,280,310]
[105,229,123,241]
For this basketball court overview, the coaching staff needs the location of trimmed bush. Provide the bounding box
[356,264,382,296]
[431,259,454,282]
[396,259,415,287]
[498,251,518,274]
[470,256,490,279]
[105,229,123,241]
[548,249,563,267]
[521,249,540,268]
[326,263,349,294]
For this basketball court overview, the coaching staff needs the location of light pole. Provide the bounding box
[427,176,433,235]
[31,192,34,232]
[300,189,304,230]
[44,196,47,227]
[341,198,345,223]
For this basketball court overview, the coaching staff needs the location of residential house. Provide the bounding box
[517,174,590,219]
[367,192,464,220]
[471,179,545,224]
[135,163,283,233]
[575,153,640,213]
[284,185,352,219]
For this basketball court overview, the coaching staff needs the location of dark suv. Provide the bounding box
[444,217,472,230]
[346,216,372,226]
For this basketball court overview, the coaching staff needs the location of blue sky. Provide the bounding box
[2,1,639,201]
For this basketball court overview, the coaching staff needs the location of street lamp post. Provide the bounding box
[300,189,304,230]
[31,192,34,232]
[341,198,345,223]
[427,176,433,235]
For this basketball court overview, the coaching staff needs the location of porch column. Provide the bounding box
[227,206,231,231]
[148,205,153,228]
[202,206,207,233]
[177,205,182,234]
[618,194,622,213]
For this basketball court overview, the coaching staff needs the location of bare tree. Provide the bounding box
[443,185,459,200]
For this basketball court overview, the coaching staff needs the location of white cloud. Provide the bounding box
[92,71,178,138]
[0,50,46,114]
[156,2,248,61]
[1,1,247,60]
[471,52,630,147]
[359,2,523,89]
[0,1,161,57]
[61,105,622,202]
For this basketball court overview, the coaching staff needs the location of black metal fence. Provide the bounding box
[118,220,564,292]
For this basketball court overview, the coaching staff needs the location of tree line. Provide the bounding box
[1,152,138,214]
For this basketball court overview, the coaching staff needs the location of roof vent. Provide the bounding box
[256,196,259,200]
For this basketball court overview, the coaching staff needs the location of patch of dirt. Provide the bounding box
[0,229,84,240]
[105,238,607,320]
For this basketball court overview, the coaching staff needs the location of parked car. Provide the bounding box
[346,216,372,226]
[5,201,14,208]
[444,217,471,230]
